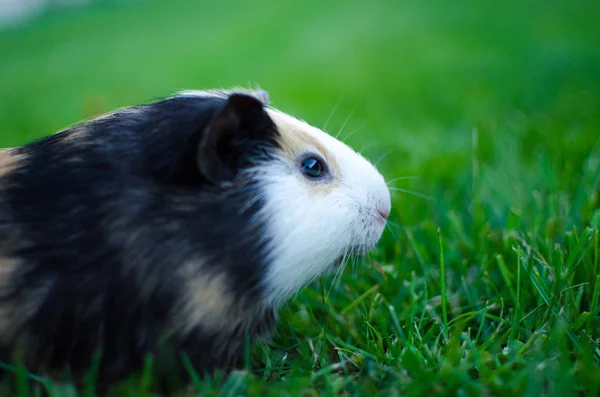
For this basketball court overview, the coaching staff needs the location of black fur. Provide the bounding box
[0,93,282,392]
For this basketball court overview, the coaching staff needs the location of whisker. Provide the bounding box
[338,126,363,142]
[388,187,435,202]
[331,254,347,286]
[358,142,384,154]
[323,93,346,132]
[375,149,393,167]
[386,220,422,233]
[386,176,421,186]
[351,255,359,278]
[335,255,348,284]
[385,222,401,243]
[385,219,408,229]
[326,253,349,301]
[339,255,351,284]
[335,97,361,139]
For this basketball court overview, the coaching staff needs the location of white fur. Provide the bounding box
[256,108,391,308]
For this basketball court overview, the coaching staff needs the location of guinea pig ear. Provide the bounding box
[197,94,269,185]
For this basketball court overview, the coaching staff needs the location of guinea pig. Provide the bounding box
[0,87,391,389]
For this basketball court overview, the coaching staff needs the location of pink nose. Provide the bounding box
[378,208,390,220]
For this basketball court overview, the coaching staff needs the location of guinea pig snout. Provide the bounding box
[370,186,392,225]
[374,201,391,225]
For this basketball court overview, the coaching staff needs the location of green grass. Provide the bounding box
[1,0,600,395]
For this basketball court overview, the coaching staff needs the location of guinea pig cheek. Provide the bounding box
[259,176,358,305]
[293,178,384,262]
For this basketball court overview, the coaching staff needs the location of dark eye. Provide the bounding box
[300,156,325,178]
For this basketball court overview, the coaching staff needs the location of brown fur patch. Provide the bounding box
[0,257,17,284]
[0,266,51,345]
[267,109,340,193]
[178,268,238,334]
[0,149,23,178]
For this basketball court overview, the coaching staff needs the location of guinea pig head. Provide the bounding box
[182,89,391,309]
[254,106,392,307]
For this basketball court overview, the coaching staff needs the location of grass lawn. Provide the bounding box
[1,0,600,395]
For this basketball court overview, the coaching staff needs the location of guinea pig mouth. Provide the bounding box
[331,257,343,269]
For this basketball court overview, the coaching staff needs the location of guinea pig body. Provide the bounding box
[0,88,390,387]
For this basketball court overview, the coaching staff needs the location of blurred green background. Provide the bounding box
[2,0,599,231]
[1,0,600,394]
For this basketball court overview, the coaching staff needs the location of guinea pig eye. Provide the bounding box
[300,156,326,178]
